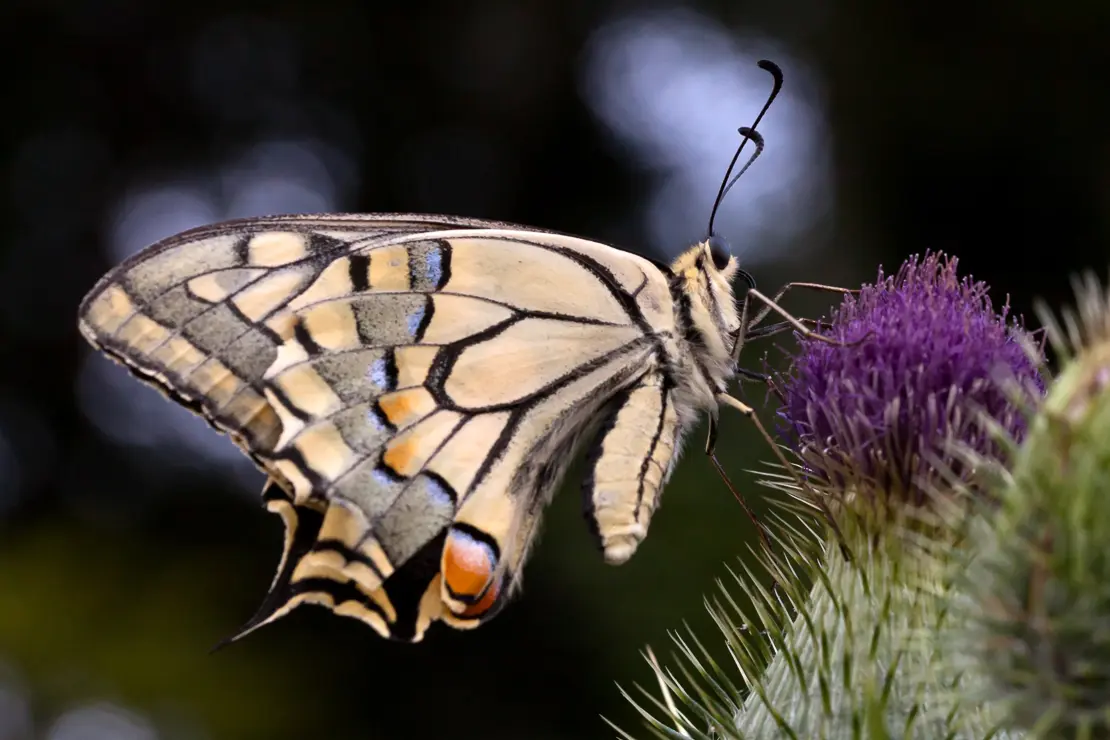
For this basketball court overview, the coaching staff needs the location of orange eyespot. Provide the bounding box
[442,527,497,601]
[457,575,501,619]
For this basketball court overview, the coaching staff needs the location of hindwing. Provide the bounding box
[78,213,679,641]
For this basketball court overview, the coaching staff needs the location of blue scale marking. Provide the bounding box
[407,303,426,336]
[424,247,443,287]
[372,468,396,487]
[424,475,454,506]
[369,356,389,389]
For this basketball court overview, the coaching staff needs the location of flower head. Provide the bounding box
[776,251,1044,506]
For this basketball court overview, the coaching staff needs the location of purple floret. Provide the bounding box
[776,252,1044,505]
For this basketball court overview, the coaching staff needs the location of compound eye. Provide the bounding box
[707,234,732,270]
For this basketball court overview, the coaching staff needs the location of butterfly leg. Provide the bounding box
[745,281,857,332]
[705,401,777,553]
[731,321,813,405]
[742,318,821,341]
[582,372,680,565]
[734,366,786,406]
[731,286,867,365]
[716,390,851,554]
[717,288,853,536]
[712,388,855,562]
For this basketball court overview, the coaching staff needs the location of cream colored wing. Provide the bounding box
[77,214,676,641]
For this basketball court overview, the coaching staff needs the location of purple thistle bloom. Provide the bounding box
[776,252,1045,506]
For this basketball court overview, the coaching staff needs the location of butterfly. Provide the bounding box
[76,61,847,643]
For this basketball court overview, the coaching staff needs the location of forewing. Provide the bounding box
[78,213,675,641]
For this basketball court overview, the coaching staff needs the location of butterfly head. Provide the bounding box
[706,233,739,280]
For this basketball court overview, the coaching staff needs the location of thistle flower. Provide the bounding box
[619,252,1052,740]
[777,251,1044,510]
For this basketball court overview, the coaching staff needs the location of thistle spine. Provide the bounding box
[622,264,1110,740]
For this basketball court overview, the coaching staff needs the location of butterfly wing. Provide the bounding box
[78,214,677,641]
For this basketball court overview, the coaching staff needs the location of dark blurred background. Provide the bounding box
[2,0,1109,738]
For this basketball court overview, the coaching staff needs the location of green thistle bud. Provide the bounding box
[947,273,1110,739]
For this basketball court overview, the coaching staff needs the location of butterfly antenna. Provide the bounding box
[720,128,765,202]
[706,59,784,238]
